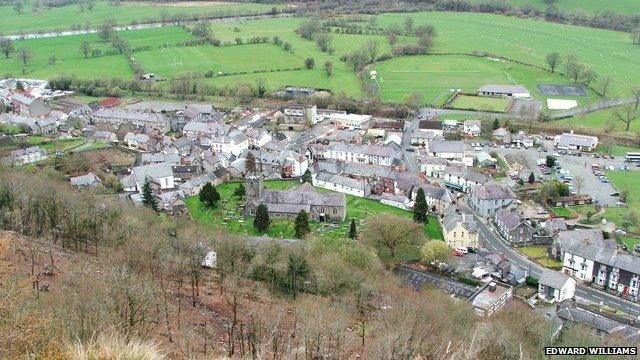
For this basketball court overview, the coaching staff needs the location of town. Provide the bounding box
[2,76,640,348]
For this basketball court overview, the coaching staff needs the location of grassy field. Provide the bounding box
[449,94,511,112]
[186,180,443,242]
[372,12,640,98]
[470,0,640,15]
[0,1,286,35]
[597,144,640,156]
[135,43,301,78]
[3,11,638,109]
[603,171,640,247]
[373,54,593,106]
[550,206,576,219]
[0,33,132,79]
[553,106,640,135]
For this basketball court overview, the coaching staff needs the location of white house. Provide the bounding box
[326,113,372,129]
[538,269,576,303]
[478,84,531,98]
[122,163,175,192]
[208,130,249,156]
[123,132,150,151]
[463,120,482,137]
[313,172,369,197]
[312,142,398,167]
[8,146,47,165]
[439,165,490,193]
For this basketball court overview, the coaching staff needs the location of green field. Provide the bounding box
[551,206,576,219]
[135,43,302,78]
[2,11,638,108]
[186,180,443,241]
[470,0,640,15]
[604,171,640,242]
[373,54,592,106]
[519,245,562,269]
[0,33,132,79]
[0,1,286,35]
[553,106,640,135]
[449,94,511,112]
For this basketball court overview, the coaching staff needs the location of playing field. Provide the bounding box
[449,94,511,112]
[135,43,302,78]
[373,54,587,106]
[0,1,286,35]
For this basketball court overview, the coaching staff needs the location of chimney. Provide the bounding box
[488,282,497,292]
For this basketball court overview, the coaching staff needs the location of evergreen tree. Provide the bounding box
[254,203,270,233]
[141,179,158,211]
[234,183,246,197]
[528,172,535,184]
[301,169,313,184]
[294,210,310,238]
[348,218,357,239]
[246,152,257,173]
[413,188,428,223]
[199,182,220,208]
[492,118,499,130]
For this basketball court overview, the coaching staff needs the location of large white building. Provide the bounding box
[538,269,576,303]
[311,142,398,167]
[122,163,175,192]
[554,132,598,152]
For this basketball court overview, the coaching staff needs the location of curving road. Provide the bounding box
[475,215,640,318]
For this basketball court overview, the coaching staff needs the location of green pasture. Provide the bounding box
[0,1,286,35]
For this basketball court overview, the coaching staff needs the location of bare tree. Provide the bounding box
[581,68,597,86]
[79,41,91,58]
[546,52,560,72]
[365,39,380,62]
[615,105,638,131]
[600,75,611,97]
[363,214,425,263]
[0,37,14,58]
[573,176,584,194]
[632,87,640,111]
[17,48,33,66]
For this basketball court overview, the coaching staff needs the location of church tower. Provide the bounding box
[245,175,264,201]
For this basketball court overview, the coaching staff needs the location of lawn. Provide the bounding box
[619,236,640,250]
[519,245,562,269]
[0,1,287,35]
[597,144,640,156]
[450,94,511,112]
[186,180,443,242]
[551,207,576,219]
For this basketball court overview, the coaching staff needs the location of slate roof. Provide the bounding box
[257,183,345,214]
[556,229,640,274]
[427,140,465,154]
[442,206,478,233]
[445,166,490,184]
[316,172,367,190]
[70,172,101,187]
[322,142,398,158]
[141,152,181,165]
[556,133,598,148]
[478,84,529,94]
[131,163,173,182]
[494,209,523,232]
[418,120,443,130]
[539,269,571,290]
[418,183,449,202]
[470,182,516,200]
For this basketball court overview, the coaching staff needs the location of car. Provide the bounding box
[453,250,465,257]
[454,247,468,255]
[405,148,415,152]
[616,201,627,206]
[635,244,640,253]
[611,191,620,196]
[615,228,628,236]
[602,179,610,183]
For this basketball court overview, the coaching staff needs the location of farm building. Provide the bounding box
[478,84,531,98]
[554,132,598,152]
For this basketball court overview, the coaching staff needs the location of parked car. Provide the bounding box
[615,228,628,236]
[611,191,620,196]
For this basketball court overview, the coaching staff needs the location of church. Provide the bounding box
[243,176,346,223]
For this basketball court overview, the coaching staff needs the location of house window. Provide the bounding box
[333,208,337,215]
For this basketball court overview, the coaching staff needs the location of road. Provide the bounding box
[401,118,419,172]
[474,215,640,318]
